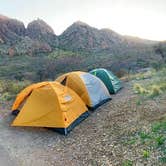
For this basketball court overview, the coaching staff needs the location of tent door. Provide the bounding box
[61,77,67,86]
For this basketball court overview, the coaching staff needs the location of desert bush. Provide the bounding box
[139,132,152,140]
[122,159,133,166]
[0,80,30,94]
[48,49,77,59]
[155,136,165,146]
[133,67,166,98]
[0,80,12,93]
[148,85,162,98]
[152,120,166,133]
[159,82,166,91]
[10,80,31,94]
[124,118,166,164]
[130,69,155,81]
[0,92,13,101]
[143,150,150,158]
[134,83,163,98]
[133,83,148,95]
[0,79,31,101]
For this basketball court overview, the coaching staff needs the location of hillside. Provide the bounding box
[0,15,57,55]
[58,21,159,73]
[26,19,58,48]
[59,21,155,52]
[0,14,25,44]
[0,15,164,81]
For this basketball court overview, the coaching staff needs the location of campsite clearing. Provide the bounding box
[0,77,165,166]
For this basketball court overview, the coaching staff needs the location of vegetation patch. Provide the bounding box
[122,159,133,166]
[123,118,166,163]
[133,67,166,99]
[0,79,31,102]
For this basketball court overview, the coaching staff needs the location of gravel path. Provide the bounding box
[0,145,16,166]
[0,81,165,166]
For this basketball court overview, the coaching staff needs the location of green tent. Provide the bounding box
[89,68,122,94]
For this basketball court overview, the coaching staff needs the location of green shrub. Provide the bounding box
[143,150,150,158]
[130,69,155,81]
[133,83,148,95]
[149,85,162,98]
[139,132,152,140]
[136,99,142,105]
[9,80,31,94]
[133,67,166,99]
[159,157,166,163]
[0,92,13,101]
[122,159,133,166]
[0,79,31,101]
[152,121,166,133]
[159,82,166,91]
[155,136,165,146]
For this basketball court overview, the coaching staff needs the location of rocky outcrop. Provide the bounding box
[26,19,57,47]
[0,16,56,54]
[59,21,104,51]
[59,21,155,52]
[0,15,157,57]
[0,15,25,44]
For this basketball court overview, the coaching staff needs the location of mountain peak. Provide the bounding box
[0,14,25,43]
[27,19,54,34]
[0,14,9,21]
[72,21,90,27]
[26,18,57,48]
[101,28,115,33]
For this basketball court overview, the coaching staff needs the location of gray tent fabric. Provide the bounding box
[80,73,111,107]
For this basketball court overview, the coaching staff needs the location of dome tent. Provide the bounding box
[12,81,49,115]
[11,81,89,135]
[90,68,122,94]
[56,71,111,109]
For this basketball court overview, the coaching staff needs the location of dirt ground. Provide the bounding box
[0,81,165,166]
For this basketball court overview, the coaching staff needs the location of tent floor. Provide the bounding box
[11,109,90,135]
[88,98,112,111]
[48,111,90,135]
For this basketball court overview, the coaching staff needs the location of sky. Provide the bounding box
[0,0,166,41]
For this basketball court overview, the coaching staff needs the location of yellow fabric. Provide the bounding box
[12,82,49,111]
[56,71,92,107]
[12,81,87,128]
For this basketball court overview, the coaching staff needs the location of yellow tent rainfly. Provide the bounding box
[12,81,49,115]
[56,71,111,109]
[11,81,89,135]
